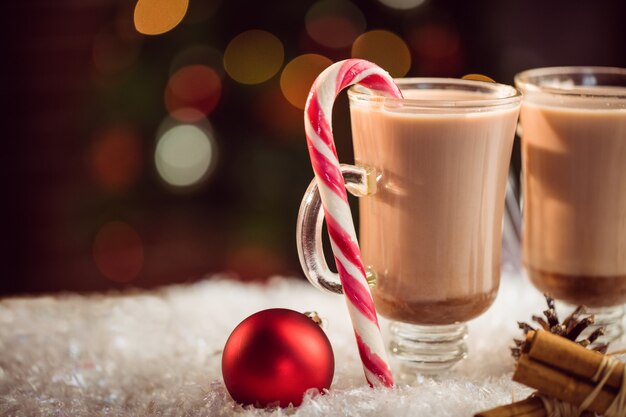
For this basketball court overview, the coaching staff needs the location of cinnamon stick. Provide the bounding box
[525,330,623,391]
[474,396,595,417]
[475,330,623,417]
[474,397,546,417]
[513,355,616,414]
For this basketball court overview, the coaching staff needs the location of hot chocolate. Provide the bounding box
[349,89,519,325]
[521,100,626,307]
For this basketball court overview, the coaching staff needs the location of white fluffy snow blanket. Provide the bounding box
[1,272,566,416]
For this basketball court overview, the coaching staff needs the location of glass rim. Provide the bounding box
[514,66,626,98]
[347,77,521,110]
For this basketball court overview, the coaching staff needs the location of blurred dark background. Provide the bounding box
[1,0,625,295]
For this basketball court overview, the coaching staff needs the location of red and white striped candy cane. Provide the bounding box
[304,59,402,387]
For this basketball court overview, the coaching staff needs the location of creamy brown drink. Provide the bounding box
[298,78,521,373]
[349,88,520,325]
[520,95,626,307]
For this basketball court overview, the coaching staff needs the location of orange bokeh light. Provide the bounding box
[351,30,412,77]
[164,65,222,122]
[89,127,142,192]
[223,30,284,84]
[134,0,189,35]
[280,54,333,110]
[462,73,496,83]
[93,221,144,283]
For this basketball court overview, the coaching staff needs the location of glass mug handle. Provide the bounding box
[296,163,378,294]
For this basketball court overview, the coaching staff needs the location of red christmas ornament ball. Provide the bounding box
[222,308,334,407]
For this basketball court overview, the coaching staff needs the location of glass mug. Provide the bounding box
[297,78,521,374]
[514,67,626,340]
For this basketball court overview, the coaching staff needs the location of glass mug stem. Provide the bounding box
[389,322,467,378]
[296,164,468,375]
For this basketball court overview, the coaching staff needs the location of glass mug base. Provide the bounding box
[388,321,468,378]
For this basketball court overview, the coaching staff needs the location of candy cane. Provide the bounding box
[304,59,402,387]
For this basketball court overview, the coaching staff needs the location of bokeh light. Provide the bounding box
[164,65,222,122]
[305,0,366,49]
[155,123,215,188]
[280,54,333,109]
[223,30,284,84]
[408,23,462,76]
[134,0,189,36]
[93,221,144,283]
[224,244,287,281]
[89,127,143,192]
[351,30,411,77]
[462,73,496,83]
[378,0,426,10]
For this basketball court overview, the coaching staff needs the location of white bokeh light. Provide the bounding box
[155,124,214,188]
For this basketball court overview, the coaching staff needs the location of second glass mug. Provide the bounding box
[513,67,626,341]
[297,78,521,375]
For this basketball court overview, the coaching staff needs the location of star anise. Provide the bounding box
[511,294,608,359]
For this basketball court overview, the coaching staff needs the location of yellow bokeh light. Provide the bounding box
[462,73,496,83]
[351,30,411,77]
[280,54,333,109]
[134,0,189,36]
[224,30,284,84]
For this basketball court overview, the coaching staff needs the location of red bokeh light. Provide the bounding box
[164,65,222,122]
[305,0,365,49]
[93,221,144,283]
[307,15,362,49]
[89,126,143,192]
[224,245,288,281]
[407,23,463,76]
